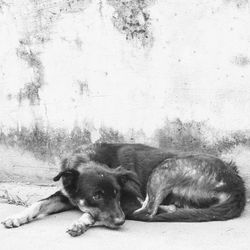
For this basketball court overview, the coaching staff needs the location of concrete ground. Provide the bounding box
[0,202,249,250]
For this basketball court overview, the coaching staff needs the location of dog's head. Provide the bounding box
[53,156,142,228]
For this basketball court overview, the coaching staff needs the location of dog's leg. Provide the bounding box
[133,194,149,214]
[134,185,171,217]
[66,213,95,237]
[158,204,177,213]
[146,190,167,217]
[2,191,74,228]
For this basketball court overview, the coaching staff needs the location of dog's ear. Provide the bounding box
[53,169,80,195]
[53,169,79,182]
[53,156,79,182]
[114,166,142,199]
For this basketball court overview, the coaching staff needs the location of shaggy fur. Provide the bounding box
[133,154,246,221]
[1,143,246,236]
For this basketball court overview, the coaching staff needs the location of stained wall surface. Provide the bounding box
[0,0,250,135]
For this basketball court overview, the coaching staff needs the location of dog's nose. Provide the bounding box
[113,218,125,226]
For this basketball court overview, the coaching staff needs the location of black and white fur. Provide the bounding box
[1,143,246,236]
[133,154,246,221]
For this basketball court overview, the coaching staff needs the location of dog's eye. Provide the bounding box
[93,191,104,201]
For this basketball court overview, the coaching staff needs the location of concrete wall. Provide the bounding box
[1,0,250,136]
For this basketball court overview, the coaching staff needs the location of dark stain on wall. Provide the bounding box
[0,0,9,13]
[98,0,103,17]
[17,83,41,105]
[107,0,155,47]
[10,1,90,105]
[225,0,249,8]
[77,80,90,96]
[16,39,45,105]
[74,37,83,50]
[154,119,249,155]
[233,54,250,66]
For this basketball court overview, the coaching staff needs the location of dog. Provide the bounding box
[1,143,246,236]
[133,154,246,221]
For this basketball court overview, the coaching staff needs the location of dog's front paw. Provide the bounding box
[66,222,88,237]
[1,216,26,228]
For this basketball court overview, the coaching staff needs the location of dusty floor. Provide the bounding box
[0,202,250,250]
[0,182,59,206]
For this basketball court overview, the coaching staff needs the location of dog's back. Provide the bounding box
[81,143,176,193]
[132,154,246,222]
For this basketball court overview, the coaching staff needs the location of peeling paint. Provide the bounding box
[107,0,155,47]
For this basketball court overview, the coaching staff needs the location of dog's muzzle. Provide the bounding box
[113,217,125,226]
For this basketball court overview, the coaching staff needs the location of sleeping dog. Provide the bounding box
[1,143,246,236]
[1,156,143,237]
[133,154,246,221]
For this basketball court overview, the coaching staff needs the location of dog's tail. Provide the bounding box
[129,189,246,222]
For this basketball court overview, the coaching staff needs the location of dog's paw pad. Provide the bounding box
[1,217,22,228]
[66,223,87,237]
